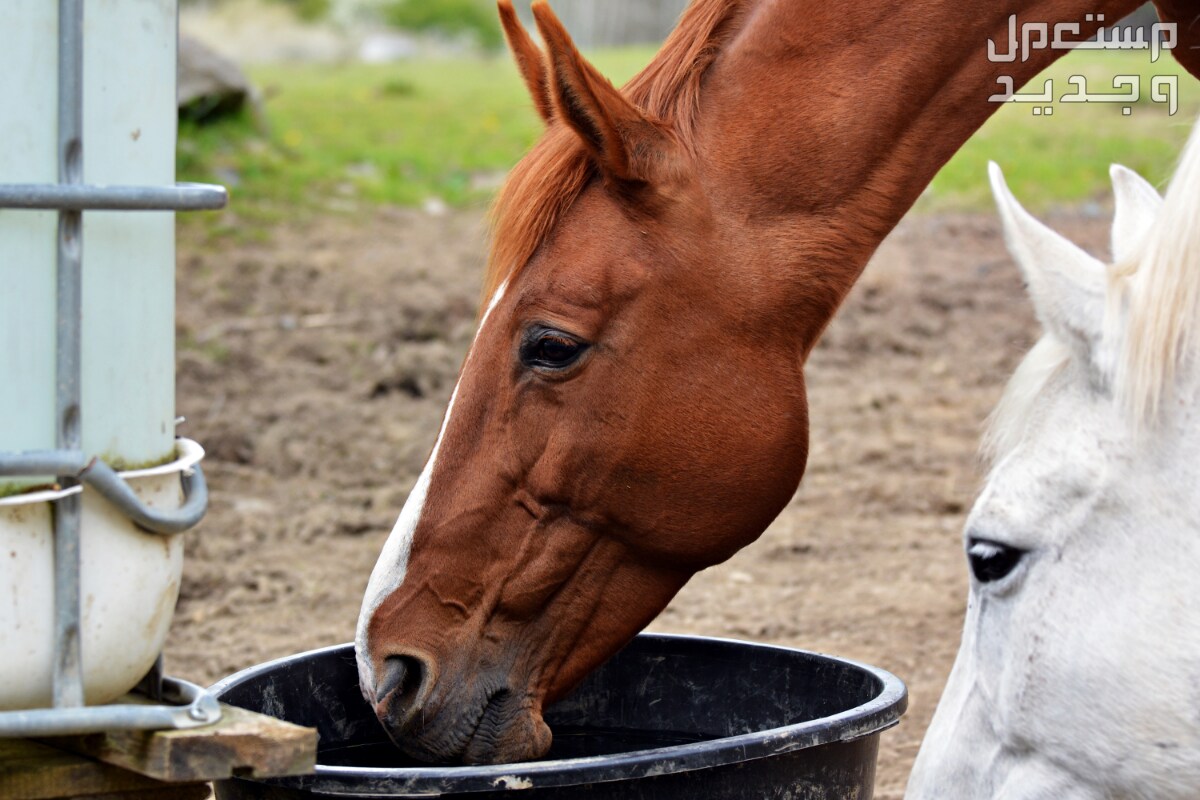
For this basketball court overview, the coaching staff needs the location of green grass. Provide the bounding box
[925,50,1199,211]
[178,47,1198,229]
[177,48,653,227]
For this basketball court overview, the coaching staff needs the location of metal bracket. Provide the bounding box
[0,674,221,737]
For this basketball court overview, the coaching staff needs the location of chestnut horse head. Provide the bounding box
[357,0,1200,765]
[356,2,809,764]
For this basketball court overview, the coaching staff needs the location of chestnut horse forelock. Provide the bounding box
[359,0,1200,767]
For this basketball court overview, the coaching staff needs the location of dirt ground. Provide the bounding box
[166,204,1112,798]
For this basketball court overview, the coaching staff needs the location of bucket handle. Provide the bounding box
[0,443,207,535]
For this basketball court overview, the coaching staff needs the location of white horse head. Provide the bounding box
[907,125,1200,799]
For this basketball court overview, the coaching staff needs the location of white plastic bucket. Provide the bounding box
[0,439,203,710]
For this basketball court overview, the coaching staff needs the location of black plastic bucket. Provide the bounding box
[211,634,906,799]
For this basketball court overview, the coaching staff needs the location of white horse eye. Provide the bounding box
[966,537,1025,584]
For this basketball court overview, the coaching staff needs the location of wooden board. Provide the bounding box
[35,701,316,784]
[0,739,209,800]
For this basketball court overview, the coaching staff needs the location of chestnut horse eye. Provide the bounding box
[520,327,588,371]
[966,537,1026,584]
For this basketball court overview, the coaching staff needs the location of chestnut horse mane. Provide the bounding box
[484,0,750,302]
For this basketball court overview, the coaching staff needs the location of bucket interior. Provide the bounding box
[215,634,890,769]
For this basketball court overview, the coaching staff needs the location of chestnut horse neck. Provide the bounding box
[489,0,1198,347]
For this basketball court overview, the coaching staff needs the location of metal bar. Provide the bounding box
[53,0,85,711]
[0,182,228,211]
[0,675,221,737]
[0,448,209,537]
[0,450,88,476]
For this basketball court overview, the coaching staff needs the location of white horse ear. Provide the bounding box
[989,162,1106,349]
[1109,164,1162,264]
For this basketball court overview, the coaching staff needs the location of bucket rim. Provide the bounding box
[0,437,204,508]
[211,633,908,795]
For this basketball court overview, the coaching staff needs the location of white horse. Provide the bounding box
[907,123,1200,799]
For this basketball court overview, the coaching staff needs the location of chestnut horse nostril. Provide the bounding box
[376,655,427,715]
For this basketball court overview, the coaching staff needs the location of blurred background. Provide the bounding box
[177,0,1197,231]
[167,4,1198,798]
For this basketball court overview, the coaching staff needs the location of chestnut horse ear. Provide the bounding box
[497,0,554,124]
[532,0,666,184]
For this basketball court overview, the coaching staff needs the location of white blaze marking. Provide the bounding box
[355,281,509,699]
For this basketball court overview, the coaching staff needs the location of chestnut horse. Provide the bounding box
[357,0,1200,765]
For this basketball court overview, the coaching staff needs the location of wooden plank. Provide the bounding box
[63,791,209,800]
[36,701,316,784]
[0,739,208,800]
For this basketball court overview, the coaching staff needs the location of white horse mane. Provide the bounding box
[1112,123,1200,427]
[983,334,1072,461]
[984,120,1200,462]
